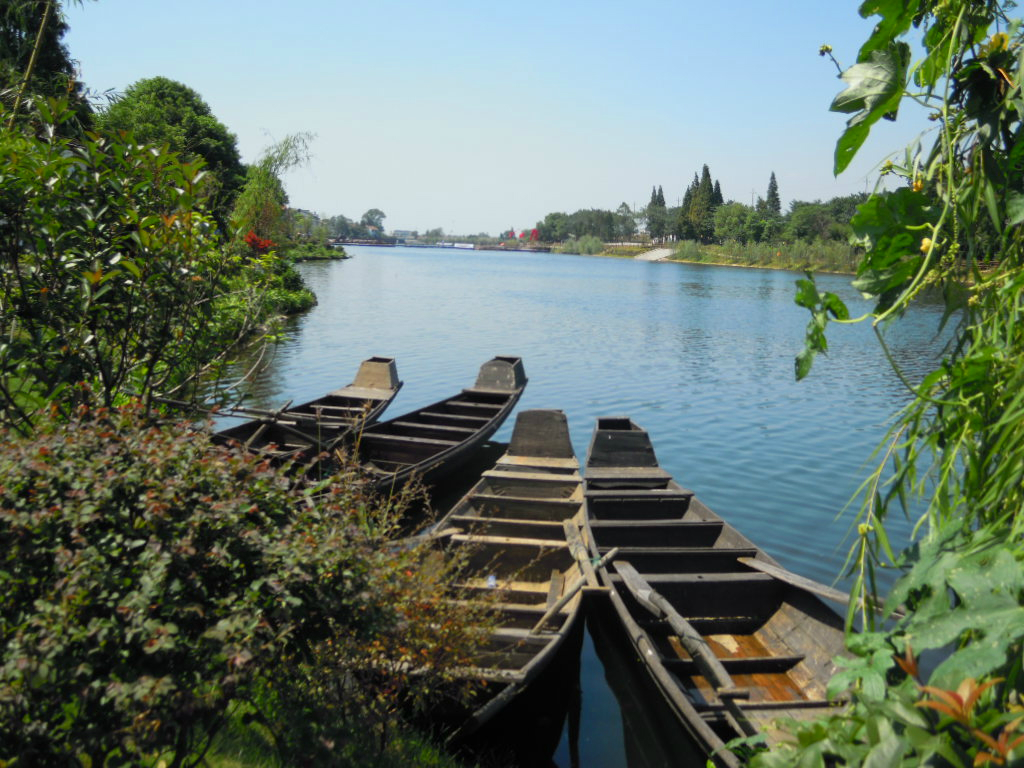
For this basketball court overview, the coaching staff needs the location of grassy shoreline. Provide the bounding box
[665,239,859,274]
[582,240,860,274]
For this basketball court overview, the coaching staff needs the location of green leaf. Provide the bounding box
[862,731,909,768]
[821,292,850,320]
[983,179,1001,230]
[795,346,816,381]
[795,277,820,309]
[1006,192,1024,226]
[832,43,911,174]
[857,0,920,59]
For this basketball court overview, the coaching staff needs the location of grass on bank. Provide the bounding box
[206,717,464,768]
[667,238,860,273]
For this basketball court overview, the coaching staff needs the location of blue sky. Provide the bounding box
[65,0,930,235]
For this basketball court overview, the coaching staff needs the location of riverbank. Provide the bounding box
[665,239,859,274]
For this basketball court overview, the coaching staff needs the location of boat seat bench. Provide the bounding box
[609,572,775,585]
[391,420,476,434]
[419,411,490,424]
[663,655,806,675]
[360,432,459,447]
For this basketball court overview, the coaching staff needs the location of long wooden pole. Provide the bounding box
[530,546,618,634]
[8,0,54,128]
[613,561,758,737]
[738,557,905,619]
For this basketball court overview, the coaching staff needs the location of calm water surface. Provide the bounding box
[229,245,947,766]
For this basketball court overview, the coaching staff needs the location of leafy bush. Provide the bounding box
[285,242,348,261]
[0,99,242,425]
[0,403,485,766]
[555,235,604,255]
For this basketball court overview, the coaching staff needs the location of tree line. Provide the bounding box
[532,167,866,249]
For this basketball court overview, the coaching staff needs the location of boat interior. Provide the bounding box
[585,417,843,741]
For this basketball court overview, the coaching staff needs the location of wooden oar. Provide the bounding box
[613,561,758,738]
[563,519,599,588]
[737,557,905,619]
[154,394,296,421]
[530,546,619,634]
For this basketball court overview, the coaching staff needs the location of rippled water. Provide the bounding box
[228,245,949,766]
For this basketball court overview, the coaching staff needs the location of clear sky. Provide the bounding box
[65,0,929,236]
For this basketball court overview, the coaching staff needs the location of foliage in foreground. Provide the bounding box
[0,403,487,766]
[0,99,317,428]
[768,1,1024,766]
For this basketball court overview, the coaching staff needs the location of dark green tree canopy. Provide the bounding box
[647,184,667,240]
[1,0,88,121]
[98,77,245,220]
[360,208,386,230]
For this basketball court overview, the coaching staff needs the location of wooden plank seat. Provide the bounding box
[595,546,759,573]
[359,432,459,447]
[663,655,806,675]
[418,410,490,424]
[589,519,726,547]
[696,699,834,712]
[609,571,775,585]
[391,420,476,436]
[447,515,567,541]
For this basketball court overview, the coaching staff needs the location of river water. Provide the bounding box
[226,245,948,766]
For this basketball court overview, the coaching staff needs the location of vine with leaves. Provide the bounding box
[751,1,1024,765]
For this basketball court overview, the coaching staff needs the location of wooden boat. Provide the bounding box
[583,417,846,767]
[350,356,527,491]
[212,356,401,462]
[430,409,599,747]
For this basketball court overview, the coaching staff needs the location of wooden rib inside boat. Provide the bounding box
[432,409,591,746]
[584,417,846,767]
[351,356,527,491]
[212,356,401,462]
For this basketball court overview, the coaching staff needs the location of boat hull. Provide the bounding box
[352,356,527,493]
[583,418,846,767]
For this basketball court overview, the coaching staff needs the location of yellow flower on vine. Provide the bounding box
[921,237,933,254]
[979,32,1010,58]
[912,178,924,192]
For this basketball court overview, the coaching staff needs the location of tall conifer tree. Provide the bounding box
[765,171,781,216]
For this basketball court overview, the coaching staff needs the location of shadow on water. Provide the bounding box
[455,618,585,768]
[448,595,712,768]
[577,600,710,768]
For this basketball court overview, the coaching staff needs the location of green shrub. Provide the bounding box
[556,235,604,255]
[285,242,347,261]
[0,403,485,766]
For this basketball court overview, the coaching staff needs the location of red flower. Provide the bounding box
[244,230,276,254]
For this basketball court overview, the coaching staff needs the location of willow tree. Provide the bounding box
[760,2,1024,765]
[231,132,313,243]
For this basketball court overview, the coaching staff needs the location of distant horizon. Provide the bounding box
[66,0,929,235]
